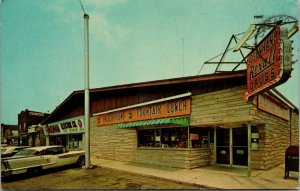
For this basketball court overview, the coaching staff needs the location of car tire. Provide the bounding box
[76,156,85,166]
[27,167,42,176]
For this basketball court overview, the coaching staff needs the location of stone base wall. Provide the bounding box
[90,117,137,162]
[133,148,211,169]
[251,99,299,170]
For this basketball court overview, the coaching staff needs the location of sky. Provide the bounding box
[0,0,299,124]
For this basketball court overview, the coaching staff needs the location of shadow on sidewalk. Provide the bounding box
[194,165,248,176]
[126,162,181,172]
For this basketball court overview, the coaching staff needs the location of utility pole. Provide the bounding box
[79,0,91,169]
[84,13,90,169]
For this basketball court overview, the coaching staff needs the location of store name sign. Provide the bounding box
[96,97,191,126]
[258,93,290,121]
[244,27,293,100]
[29,111,45,116]
[45,116,85,135]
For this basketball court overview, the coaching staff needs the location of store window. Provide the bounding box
[189,127,213,148]
[67,134,83,150]
[49,134,83,150]
[137,127,188,148]
[50,135,67,146]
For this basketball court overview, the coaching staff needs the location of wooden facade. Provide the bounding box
[44,71,246,124]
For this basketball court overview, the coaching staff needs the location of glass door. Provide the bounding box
[233,127,248,166]
[216,128,230,165]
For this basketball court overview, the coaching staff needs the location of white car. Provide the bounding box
[1,145,85,177]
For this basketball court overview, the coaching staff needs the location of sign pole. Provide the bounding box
[84,13,90,169]
[247,123,251,177]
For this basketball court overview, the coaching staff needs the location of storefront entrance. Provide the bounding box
[233,127,248,166]
[216,128,230,164]
[216,127,248,166]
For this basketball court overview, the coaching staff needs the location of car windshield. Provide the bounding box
[13,149,40,157]
[1,148,7,154]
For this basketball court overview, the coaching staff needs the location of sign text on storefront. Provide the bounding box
[258,93,290,121]
[96,97,191,126]
[45,116,85,135]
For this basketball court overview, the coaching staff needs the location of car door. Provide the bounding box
[55,147,75,166]
[43,147,71,167]
[40,148,59,169]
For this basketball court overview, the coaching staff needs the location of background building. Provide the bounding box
[18,109,50,146]
[1,124,18,145]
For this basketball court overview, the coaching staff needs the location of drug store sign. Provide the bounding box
[245,27,293,100]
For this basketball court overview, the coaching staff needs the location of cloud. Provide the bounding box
[115,25,132,39]
[84,0,126,8]
[43,0,131,46]
[90,12,115,46]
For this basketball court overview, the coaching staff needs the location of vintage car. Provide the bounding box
[1,146,30,158]
[1,145,85,177]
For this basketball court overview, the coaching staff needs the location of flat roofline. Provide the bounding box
[42,71,246,124]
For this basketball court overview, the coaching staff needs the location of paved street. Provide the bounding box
[1,166,206,190]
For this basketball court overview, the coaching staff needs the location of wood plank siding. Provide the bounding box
[43,71,246,123]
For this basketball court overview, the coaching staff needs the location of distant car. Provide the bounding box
[1,146,30,158]
[1,145,85,177]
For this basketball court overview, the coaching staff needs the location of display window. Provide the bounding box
[137,127,214,149]
[189,127,213,148]
[137,127,188,148]
[67,134,83,150]
[49,134,83,150]
[50,135,67,146]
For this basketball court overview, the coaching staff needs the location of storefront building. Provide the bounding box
[1,124,18,146]
[18,110,50,146]
[28,125,46,147]
[42,71,299,171]
[43,116,85,150]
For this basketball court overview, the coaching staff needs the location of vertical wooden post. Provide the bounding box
[247,123,251,177]
[214,127,217,165]
[188,126,190,149]
[230,128,233,167]
[46,135,50,146]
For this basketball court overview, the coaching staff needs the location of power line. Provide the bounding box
[79,0,86,14]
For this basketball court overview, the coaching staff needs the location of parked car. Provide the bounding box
[1,145,85,177]
[1,146,30,158]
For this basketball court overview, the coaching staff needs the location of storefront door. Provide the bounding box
[216,128,230,164]
[233,127,248,166]
[216,127,248,166]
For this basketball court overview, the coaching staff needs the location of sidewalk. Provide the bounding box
[91,157,299,189]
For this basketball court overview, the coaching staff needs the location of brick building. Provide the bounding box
[42,71,299,171]
[1,124,18,145]
[18,109,50,146]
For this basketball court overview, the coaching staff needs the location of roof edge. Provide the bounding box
[42,71,246,124]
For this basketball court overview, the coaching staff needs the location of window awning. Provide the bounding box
[117,117,190,129]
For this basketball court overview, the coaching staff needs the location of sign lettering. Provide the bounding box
[45,117,84,135]
[96,98,191,126]
[244,27,293,100]
[29,112,45,116]
[258,93,290,121]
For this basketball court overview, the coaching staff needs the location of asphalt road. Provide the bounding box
[1,165,206,190]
